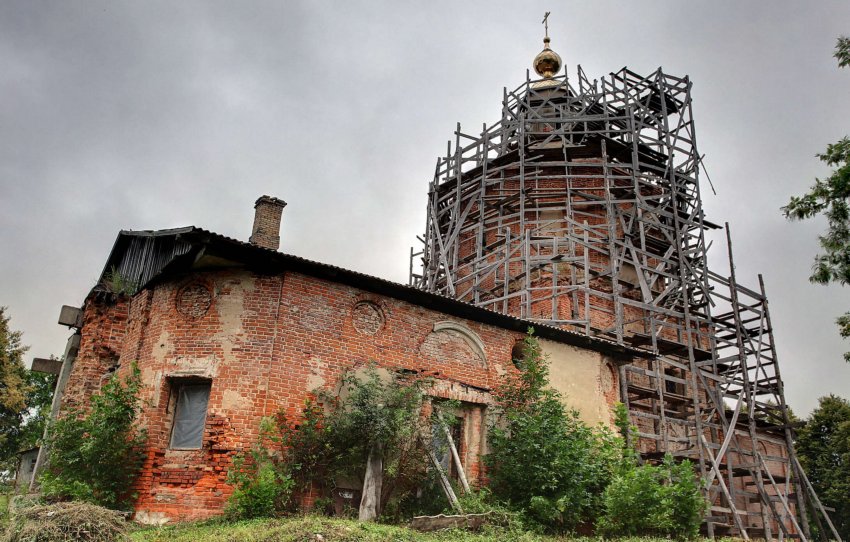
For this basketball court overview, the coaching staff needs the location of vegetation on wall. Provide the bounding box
[40,364,146,510]
[485,332,622,532]
[226,365,432,522]
[225,334,707,537]
[101,266,140,297]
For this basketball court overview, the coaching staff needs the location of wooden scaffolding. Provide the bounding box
[409,66,840,539]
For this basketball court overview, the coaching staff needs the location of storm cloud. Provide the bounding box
[1,1,848,415]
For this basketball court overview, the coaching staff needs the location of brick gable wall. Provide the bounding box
[63,268,609,523]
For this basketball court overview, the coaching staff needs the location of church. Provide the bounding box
[40,27,820,538]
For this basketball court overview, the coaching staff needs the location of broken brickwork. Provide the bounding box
[60,263,620,523]
[60,293,129,413]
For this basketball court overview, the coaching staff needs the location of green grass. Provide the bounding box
[131,515,565,542]
[0,491,11,528]
[130,515,726,542]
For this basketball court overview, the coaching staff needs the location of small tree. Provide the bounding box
[0,307,30,473]
[486,331,622,532]
[40,365,146,510]
[17,371,57,449]
[322,366,429,522]
[795,394,850,540]
[0,308,58,479]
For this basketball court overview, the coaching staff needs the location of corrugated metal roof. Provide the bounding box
[97,228,195,295]
[95,226,649,360]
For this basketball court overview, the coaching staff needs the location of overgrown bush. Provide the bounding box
[39,365,146,510]
[226,398,331,519]
[3,501,128,542]
[598,454,705,539]
[278,399,333,497]
[225,366,432,521]
[225,416,295,519]
[486,331,622,533]
[226,400,332,519]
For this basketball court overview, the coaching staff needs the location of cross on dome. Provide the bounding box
[533,12,562,79]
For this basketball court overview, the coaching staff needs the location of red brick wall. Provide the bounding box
[61,265,792,534]
[96,268,542,522]
[61,293,130,413]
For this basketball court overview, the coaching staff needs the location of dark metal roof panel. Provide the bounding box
[180,228,648,360]
[94,226,648,360]
[97,228,195,294]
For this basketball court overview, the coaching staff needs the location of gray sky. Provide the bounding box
[1,1,848,416]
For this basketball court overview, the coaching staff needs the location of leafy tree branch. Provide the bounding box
[782,36,850,360]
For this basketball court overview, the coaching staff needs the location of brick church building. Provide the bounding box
[37,30,827,538]
[46,197,635,524]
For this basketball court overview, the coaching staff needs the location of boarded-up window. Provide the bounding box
[170,383,211,449]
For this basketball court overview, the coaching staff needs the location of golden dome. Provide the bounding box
[533,36,562,78]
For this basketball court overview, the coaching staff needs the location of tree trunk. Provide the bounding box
[359,444,383,521]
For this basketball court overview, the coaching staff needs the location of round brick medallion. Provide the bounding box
[176,282,213,319]
[352,301,384,335]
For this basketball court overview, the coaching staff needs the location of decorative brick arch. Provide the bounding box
[431,320,488,366]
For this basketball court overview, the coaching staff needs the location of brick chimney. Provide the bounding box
[249,195,287,251]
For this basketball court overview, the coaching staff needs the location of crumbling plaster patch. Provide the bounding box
[221,389,249,412]
[540,338,618,427]
[306,355,328,391]
[152,328,172,365]
[141,367,164,407]
[211,274,255,360]
[165,356,218,378]
[432,321,487,364]
[420,329,486,368]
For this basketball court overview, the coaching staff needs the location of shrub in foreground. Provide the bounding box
[598,454,705,539]
[486,332,622,532]
[225,417,295,519]
[40,365,146,510]
[226,366,431,522]
[3,502,128,542]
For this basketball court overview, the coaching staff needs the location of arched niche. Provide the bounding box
[419,321,488,368]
